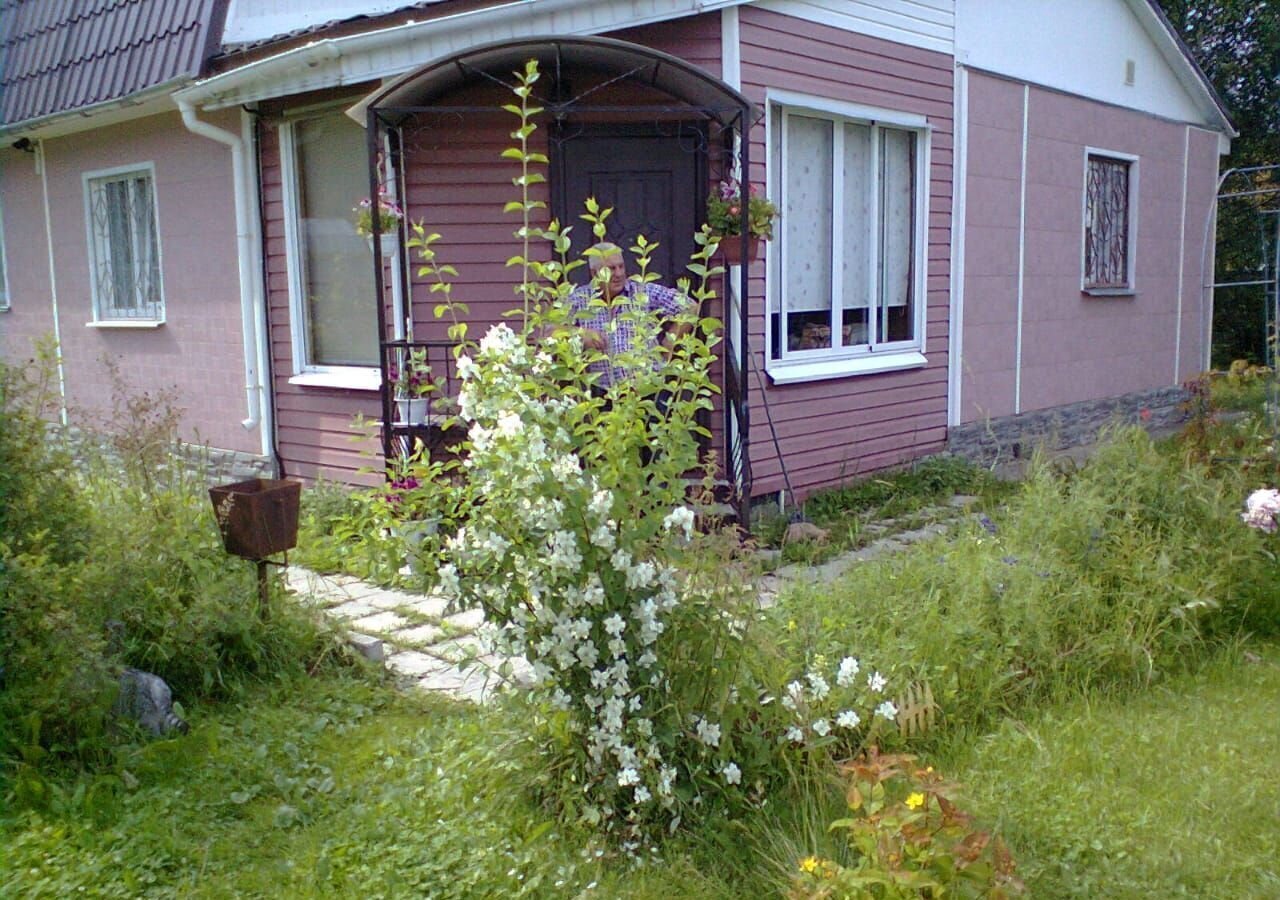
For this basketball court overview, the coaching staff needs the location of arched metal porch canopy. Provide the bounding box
[349,35,757,127]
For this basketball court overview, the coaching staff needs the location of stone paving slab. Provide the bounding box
[348,611,411,634]
[286,496,982,705]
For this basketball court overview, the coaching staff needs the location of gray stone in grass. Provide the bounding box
[115,668,189,737]
[347,633,385,663]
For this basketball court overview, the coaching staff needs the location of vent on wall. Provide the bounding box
[1124,59,1136,86]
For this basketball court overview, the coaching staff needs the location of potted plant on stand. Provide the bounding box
[389,347,434,426]
[706,178,778,265]
[354,190,404,256]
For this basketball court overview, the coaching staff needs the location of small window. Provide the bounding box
[84,166,164,321]
[0,195,9,311]
[767,100,928,380]
[1083,152,1136,292]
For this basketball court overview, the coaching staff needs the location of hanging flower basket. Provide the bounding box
[367,233,399,257]
[208,478,302,560]
[716,236,761,266]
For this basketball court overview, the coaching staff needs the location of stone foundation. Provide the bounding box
[946,386,1188,466]
[53,424,275,484]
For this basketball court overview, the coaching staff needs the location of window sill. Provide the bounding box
[288,369,381,391]
[85,319,164,329]
[1082,287,1136,298]
[767,350,927,385]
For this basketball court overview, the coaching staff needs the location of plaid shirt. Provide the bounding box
[568,280,691,387]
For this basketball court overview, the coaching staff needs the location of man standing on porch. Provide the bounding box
[569,241,694,390]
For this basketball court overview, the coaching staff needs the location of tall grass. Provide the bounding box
[772,426,1278,739]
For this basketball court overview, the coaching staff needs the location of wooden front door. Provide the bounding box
[555,125,706,288]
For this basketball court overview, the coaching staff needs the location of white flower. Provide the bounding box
[836,656,860,687]
[662,506,696,540]
[785,726,805,744]
[1242,487,1280,533]
[836,709,861,730]
[721,762,742,785]
[806,672,830,700]
[478,323,517,355]
[617,767,640,787]
[436,563,460,598]
[811,718,831,737]
[604,614,626,636]
[589,522,616,551]
[589,489,614,520]
[876,700,899,721]
[455,354,475,379]
[867,671,887,693]
[607,638,627,658]
[626,560,657,590]
[547,530,582,571]
[495,410,523,437]
[634,785,652,804]
[694,717,721,748]
[782,680,804,711]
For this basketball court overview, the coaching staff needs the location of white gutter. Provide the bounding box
[176,0,739,109]
[176,100,266,442]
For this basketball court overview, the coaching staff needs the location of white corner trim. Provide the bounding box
[947,64,968,428]
[1174,125,1189,385]
[767,351,928,385]
[1014,84,1028,415]
[721,6,741,90]
[288,369,381,391]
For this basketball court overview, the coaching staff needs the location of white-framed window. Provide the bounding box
[0,194,10,311]
[83,164,164,322]
[1082,149,1138,294]
[766,91,929,384]
[280,107,379,383]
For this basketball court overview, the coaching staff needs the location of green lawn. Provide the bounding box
[5,643,1279,897]
[940,642,1280,899]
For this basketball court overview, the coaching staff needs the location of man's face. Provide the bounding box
[595,253,627,299]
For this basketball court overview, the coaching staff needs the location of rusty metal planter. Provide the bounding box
[208,478,301,560]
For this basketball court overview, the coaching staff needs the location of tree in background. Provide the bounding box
[1157,0,1280,365]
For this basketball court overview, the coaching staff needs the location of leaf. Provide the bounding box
[500,148,525,160]
[895,679,937,739]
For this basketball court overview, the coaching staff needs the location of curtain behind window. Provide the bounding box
[295,113,378,367]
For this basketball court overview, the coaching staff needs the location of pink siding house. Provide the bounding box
[0,0,1233,504]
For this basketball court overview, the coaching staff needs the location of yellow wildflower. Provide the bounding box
[906,792,926,810]
[800,856,820,874]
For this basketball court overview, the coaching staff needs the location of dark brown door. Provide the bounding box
[556,125,706,288]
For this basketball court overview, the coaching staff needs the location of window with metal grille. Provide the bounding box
[1084,153,1135,291]
[767,100,927,376]
[85,167,164,321]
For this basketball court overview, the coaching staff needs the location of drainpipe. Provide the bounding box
[177,99,265,442]
[37,140,69,425]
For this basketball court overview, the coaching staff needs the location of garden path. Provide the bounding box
[284,494,984,704]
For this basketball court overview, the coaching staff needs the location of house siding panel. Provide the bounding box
[741,6,954,499]
[0,110,254,453]
[958,71,1218,423]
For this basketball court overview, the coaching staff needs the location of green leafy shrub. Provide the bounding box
[787,749,1023,899]
[0,349,351,775]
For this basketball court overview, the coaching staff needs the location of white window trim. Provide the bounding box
[81,162,166,324]
[764,89,930,383]
[1081,147,1140,295]
[279,112,380,384]
[0,195,10,311]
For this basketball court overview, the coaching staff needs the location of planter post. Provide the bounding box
[208,478,302,618]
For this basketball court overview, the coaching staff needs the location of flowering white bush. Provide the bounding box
[1241,487,1280,534]
[776,655,900,755]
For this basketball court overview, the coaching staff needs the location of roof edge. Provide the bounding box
[0,78,190,142]
[1134,0,1236,137]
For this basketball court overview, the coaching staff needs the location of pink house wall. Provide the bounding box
[740,7,954,499]
[960,71,1220,423]
[0,111,254,453]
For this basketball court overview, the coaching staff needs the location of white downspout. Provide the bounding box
[37,140,69,425]
[177,100,264,440]
[241,109,274,459]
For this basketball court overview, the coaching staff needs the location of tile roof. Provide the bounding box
[0,0,228,128]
